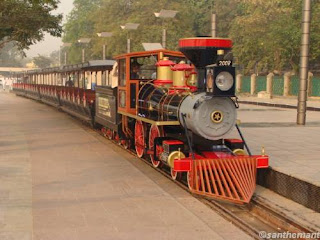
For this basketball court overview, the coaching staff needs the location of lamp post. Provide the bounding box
[97,32,113,60]
[297,0,311,125]
[120,23,140,53]
[78,38,91,63]
[154,9,178,49]
[211,14,217,38]
[60,43,72,66]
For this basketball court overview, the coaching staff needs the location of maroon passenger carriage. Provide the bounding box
[12,37,269,204]
[12,60,115,123]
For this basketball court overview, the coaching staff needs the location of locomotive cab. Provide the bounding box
[114,49,186,115]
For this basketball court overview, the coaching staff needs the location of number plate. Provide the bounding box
[218,60,232,66]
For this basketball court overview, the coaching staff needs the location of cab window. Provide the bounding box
[119,59,126,86]
[130,55,158,80]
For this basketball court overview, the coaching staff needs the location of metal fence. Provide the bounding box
[239,74,320,97]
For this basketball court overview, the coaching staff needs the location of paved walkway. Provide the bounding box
[0,91,250,240]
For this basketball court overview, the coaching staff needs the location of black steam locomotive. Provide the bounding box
[13,37,269,204]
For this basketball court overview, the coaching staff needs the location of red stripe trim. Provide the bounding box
[179,38,232,48]
[225,139,243,143]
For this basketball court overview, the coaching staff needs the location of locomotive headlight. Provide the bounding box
[215,72,234,91]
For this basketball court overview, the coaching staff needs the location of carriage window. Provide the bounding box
[130,55,158,80]
[119,59,126,86]
[102,70,110,86]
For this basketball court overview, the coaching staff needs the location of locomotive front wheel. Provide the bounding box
[187,171,202,191]
[187,171,192,190]
[134,120,145,158]
[170,168,180,181]
[148,125,163,168]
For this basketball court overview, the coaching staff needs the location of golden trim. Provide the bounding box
[233,149,246,156]
[217,49,225,55]
[261,146,266,156]
[168,150,186,168]
[118,111,180,126]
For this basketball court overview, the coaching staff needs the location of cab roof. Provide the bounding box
[114,49,184,59]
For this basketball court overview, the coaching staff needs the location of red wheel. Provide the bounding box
[134,121,145,158]
[106,129,113,140]
[101,127,107,137]
[83,93,87,107]
[149,125,163,168]
[121,140,130,149]
[114,133,121,144]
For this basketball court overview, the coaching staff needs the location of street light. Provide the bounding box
[78,38,91,63]
[61,42,72,66]
[120,23,140,53]
[97,32,113,60]
[154,9,178,49]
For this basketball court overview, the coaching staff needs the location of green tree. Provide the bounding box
[49,50,60,67]
[230,0,320,74]
[62,0,320,74]
[185,0,215,36]
[63,0,101,63]
[214,0,244,38]
[63,0,212,63]
[0,0,62,50]
[33,55,53,68]
[0,42,24,67]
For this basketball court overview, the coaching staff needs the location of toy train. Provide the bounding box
[12,37,268,204]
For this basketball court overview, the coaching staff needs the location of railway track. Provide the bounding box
[78,120,317,240]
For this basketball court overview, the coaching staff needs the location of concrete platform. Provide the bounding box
[225,99,320,211]
[235,97,320,184]
[0,91,251,240]
[226,101,320,183]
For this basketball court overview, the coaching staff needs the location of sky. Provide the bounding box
[25,1,75,58]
